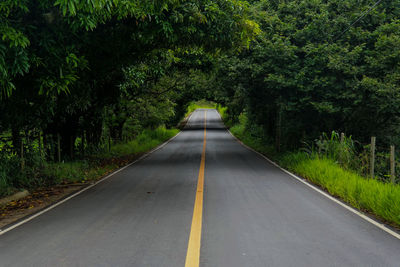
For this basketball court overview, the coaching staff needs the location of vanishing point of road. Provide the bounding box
[0,109,399,266]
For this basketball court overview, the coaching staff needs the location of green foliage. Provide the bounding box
[216,104,228,122]
[315,131,357,170]
[0,153,21,197]
[0,0,257,197]
[229,112,276,157]
[0,146,44,197]
[212,0,400,147]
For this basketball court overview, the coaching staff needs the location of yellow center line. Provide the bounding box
[185,111,207,267]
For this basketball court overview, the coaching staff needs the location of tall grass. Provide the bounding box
[281,154,400,225]
[315,131,356,168]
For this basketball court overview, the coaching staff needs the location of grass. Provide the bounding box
[281,154,400,226]
[221,110,400,227]
[42,160,122,186]
[0,126,178,198]
[185,100,217,117]
[99,127,178,158]
[48,126,178,184]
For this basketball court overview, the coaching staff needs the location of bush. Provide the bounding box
[0,152,24,197]
[229,112,275,157]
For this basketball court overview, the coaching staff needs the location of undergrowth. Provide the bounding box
[0,126,178,198]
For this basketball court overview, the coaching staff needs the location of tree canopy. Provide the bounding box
[2,0,400,173]
[0,0,258,159]
[212,0,400,148]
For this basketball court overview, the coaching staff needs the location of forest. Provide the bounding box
[1,0,400,223]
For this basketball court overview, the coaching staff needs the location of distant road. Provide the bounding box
[0,109,399,266]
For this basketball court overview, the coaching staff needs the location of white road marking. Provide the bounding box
[214,109,400,240]
[0,131,182,236]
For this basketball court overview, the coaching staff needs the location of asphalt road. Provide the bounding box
[0,109,400,266]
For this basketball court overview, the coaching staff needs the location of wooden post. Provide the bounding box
[370,137,376,179]
[340,132,345,143]
[390,145,395,184]
[57,133,61,163]
[318,135,322,155]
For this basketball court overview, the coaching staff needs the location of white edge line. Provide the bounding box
[214,110,400,241]
[0,131,182,236]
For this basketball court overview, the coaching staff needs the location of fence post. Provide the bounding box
[57,133,61,163]
[318,135,322,155]
[370,137,376,179]
[340,132,345,143]
[390,145,395,184]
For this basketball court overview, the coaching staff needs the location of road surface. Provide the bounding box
[0,109,399,266]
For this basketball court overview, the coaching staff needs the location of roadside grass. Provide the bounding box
[0,126,178,198]
[221,110,400,227]
[46,126,178,185]
[99,127,179,158]
[281,153,400,226]
[42,161,90,185]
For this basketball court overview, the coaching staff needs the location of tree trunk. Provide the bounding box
[11,127,21,156]
[275,105,282,152]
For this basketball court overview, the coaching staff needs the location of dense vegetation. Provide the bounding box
[211,0,400,185]
[0,0,257,196]
[213,0,400,149]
